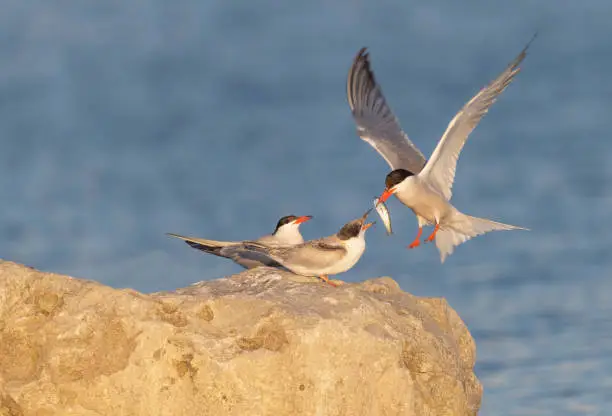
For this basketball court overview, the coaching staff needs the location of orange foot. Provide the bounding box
[319,275,339,287]
[407,227,423,249]
[408,240,421,249]
[425,224,440,243]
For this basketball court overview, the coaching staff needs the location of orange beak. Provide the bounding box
[378,188,394,203]
[361,222,374,231]
[293,215,313,225]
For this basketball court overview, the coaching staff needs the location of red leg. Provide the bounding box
[408,227,423,249]
[425,224,440,242]
[319,275,339,287]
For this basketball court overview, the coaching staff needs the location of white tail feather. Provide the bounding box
[435,212,528,263]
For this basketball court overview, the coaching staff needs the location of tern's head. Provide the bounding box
[273,215,312,235]
[380,169,414,202]
[337,209,375,240]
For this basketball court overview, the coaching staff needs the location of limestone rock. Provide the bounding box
[0,260,481,416]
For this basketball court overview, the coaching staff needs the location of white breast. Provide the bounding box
[323,235,366,275]
[395,176,452,224]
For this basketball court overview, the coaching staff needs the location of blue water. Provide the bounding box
[1,2,611,414]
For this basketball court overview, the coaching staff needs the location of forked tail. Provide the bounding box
[435,212,528,263]
[166,233,232,256]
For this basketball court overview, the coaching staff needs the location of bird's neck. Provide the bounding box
[273,225,303,244]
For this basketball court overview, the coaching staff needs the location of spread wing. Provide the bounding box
[347,48,427,173]
[420,36,534,200]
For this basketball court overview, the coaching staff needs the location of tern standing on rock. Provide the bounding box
[226,210,375,286]
[347,39,533,262]
[166,215,313,269]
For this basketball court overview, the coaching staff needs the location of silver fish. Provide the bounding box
[373,197,392,235]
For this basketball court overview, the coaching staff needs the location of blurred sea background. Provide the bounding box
[1,1,611,414]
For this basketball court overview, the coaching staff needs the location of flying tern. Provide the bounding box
[347,39,533,262]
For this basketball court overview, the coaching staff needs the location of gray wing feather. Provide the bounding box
[233,239,346,274]
[347,48,427,173]
[421,37,534,200]
[166,233,235,248]
[220,241,280,264]
[279,240,347,272]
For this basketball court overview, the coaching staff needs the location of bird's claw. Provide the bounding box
[424,224,440,243]
[408,240,421,249]
[318,275,342,287]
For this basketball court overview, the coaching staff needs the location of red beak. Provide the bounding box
[379,188,394,203]
[293,215,313,225]
[361,222,374,231]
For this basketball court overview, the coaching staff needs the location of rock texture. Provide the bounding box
[0,260,481,416]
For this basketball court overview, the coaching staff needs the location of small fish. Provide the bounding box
[373,197,393,235]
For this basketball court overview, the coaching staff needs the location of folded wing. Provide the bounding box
[236,240,347,273]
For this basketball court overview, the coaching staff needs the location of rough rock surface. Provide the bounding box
[0,260,481,416]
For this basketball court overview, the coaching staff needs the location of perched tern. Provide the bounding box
[227,210,375,286]
[166,215,312,269]
[347,39,533,262]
